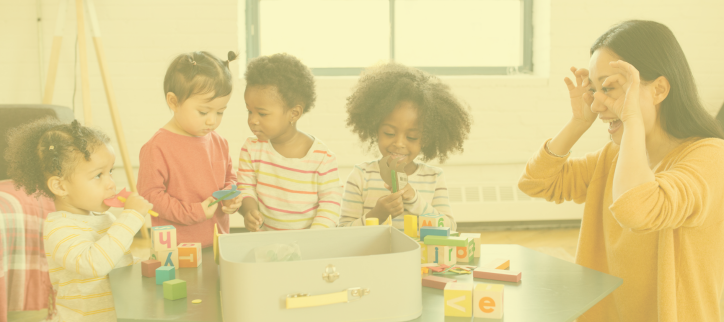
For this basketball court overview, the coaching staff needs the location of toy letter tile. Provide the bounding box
[419,227,450,241]
[141,259,162,277]
[473,268,521,283]
[474,283,504,319]
[404,215,418,238]
[178,243,202,268]
[484,258,510,270]
[421,275,456,290]
[151,225,177,252]
[444,282,473,317]
[163,279,187,300]
[150,249,179,269]
[441,246,457,266]
[156,266,175,285]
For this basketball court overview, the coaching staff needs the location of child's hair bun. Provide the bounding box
[228,51,238,63]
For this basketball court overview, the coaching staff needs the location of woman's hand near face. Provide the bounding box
[593,60,644,125]
[564,67,597,125]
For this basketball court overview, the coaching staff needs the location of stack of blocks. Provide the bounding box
[150,225,179,269]
[444,282,504,318]
[417,227,480,266]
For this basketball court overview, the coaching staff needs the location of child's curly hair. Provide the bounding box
[345,63,472,163]
[244,53,316,113]
[4,118,109,197]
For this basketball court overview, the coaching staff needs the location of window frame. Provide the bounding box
[245,0,533,76]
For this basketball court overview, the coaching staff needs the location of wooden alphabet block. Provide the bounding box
[474,283,504,319]
[178,243,202,268]
[421,275,456,290]
[418,241,428,264]
[427,245,456,265]
[156,266,175,285]
[404,215,418,238]
[150,249,179,269]
[473,268,521,283]
[444,282,474,317]
[141,259,161,277]
[423,235,468,247]
[151,225,177,252]
[459,233,482,257]
[419,226,450,241]
[163,279,187,300]
[455,241,474,263]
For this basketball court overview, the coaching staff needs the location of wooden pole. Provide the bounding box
[75,0,92,126]
[42,0,67,104]
[85,0,149,239]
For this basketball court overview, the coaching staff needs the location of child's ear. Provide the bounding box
[47,176,68,198]
[166,92,179,112]
[289,104,304,123]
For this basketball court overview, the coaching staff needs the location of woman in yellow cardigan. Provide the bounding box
[519,20,724,322]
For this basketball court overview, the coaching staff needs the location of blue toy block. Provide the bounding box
[419,227,450,242]
[156,266,175,285]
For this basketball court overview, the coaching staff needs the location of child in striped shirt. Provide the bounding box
[340,63,472,230]
[5,119,153,322]
[239,53,342,231]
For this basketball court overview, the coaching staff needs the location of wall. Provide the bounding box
[2,0,723,222]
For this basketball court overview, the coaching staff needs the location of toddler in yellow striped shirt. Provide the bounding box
[5,119,153,322]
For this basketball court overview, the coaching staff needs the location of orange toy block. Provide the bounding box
[178,243,202,268]
[484,258,510,270]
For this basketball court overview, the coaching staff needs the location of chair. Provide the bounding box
[717,101,724,132]
[0,104,72,322]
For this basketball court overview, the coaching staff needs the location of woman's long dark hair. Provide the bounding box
[591,20,724,140]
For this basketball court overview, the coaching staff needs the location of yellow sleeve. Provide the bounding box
[609,139,724,231]
[518,139,607,204]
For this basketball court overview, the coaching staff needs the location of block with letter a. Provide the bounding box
[474,283,504,319]
[178,243,202,268]
[151,225,177,252]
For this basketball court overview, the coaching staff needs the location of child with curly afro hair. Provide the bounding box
[4,118,153,322]
[238,53,342,231]
[339,63,472,231]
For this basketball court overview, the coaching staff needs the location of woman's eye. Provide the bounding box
[407,137,419,141]
[602,87,612,94]
[588,88,596,93]
[96,173,103,179]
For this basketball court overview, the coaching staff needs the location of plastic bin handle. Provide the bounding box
[286,287,370,309]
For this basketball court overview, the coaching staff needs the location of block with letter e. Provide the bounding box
[151,225,177,252]
[178,243,202,268]
[474,283,504,319]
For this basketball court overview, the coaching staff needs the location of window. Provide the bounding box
[245,0,533,76]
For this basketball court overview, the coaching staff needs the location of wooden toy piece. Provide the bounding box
[444,282,474,317]
[450,231,460,237]
[365,218,379,226]
[192,299,202,304]
[474,283,504,319]
[459,233,482,257]
[151,225,177,252]
[456,238,475,263]
[473,267,521,283]
[163,279,187,300]
[178,243,202,268]
[150,249,179,269]
[427,245,457,266]
[421,275,456,290]
[378,155,408,193]
[209,184,241,207]
[156,266,175,285]
[484,258,510,270]
[214,223,219,265]
[419,226,450,242]
[418,241,428,264]
[104,188,159,217]
[423,235,468,247]
[404,215,418,238]
[441,245,457,266]
[421,267,429,274]
[141,259,161,277]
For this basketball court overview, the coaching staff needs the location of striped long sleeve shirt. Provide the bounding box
[237,137,342,230]
[339,160,457,231]
[43,210,143,322]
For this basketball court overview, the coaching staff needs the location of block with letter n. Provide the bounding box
[151,225,177,252]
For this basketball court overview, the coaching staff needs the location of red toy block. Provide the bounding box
[142,259,162,277]
[422,275,457,290]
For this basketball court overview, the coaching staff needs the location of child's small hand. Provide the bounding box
[372,191,404,218]
[124,192,153,215]
[221,195,242,214]
[244,209,264,232]
[384,183,416,201]
[201,197,218,219]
